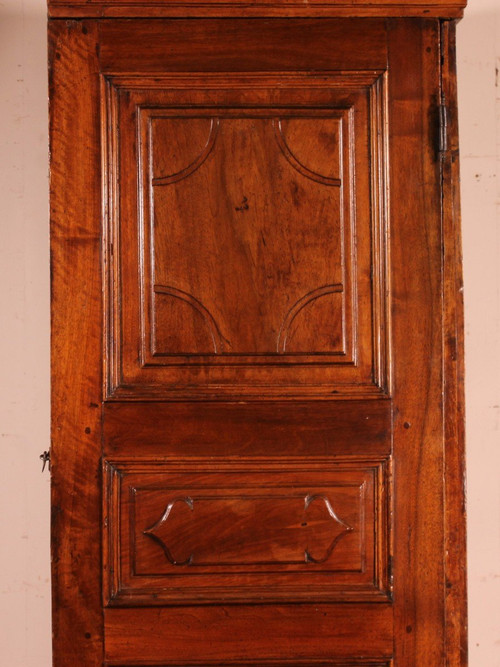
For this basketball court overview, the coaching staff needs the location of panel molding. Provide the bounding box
[104,661,393,667]
[104,72,387,91]
[102,71,390,400]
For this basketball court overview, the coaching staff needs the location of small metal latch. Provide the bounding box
[40,450,51,472]
[438,103,449,154]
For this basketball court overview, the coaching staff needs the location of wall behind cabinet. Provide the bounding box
[0,1,51,665]
[457,3,500,665]
[0,0,497,664]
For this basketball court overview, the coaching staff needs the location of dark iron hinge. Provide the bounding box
[439,103,449,155]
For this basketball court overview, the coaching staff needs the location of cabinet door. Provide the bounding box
[50,17,465,667]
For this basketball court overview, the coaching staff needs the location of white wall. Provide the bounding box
[457,3,500,665]
[0,1,498,665]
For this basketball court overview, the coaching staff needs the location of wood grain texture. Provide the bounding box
[103,400,393,459]
[48,0,466,19]
[104,605,393,664]
[49,20,103,667]
[98,19,388,73]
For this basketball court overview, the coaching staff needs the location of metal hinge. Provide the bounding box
[438,103,449,155]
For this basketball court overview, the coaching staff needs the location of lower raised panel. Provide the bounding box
[139,492,354,568]
[104,459,391,605]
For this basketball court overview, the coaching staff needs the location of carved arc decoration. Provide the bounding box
[303,494,353,563]
[151,118,220,186]
[143,496,195,566]
[272,118,342,186]
[153,285,226,353]
[277,284,344,353]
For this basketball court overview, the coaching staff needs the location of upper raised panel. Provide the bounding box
[147,111,350,359]
[104,74,389,399]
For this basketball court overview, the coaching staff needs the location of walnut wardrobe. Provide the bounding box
[48,1,468,665]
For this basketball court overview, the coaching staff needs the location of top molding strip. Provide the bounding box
[48,0,466,19]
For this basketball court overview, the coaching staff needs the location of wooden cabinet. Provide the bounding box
[48,2,467,665]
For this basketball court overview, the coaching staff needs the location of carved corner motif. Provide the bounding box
[151,118,219,186]
[143,496,194,566]
[272,118,342,186]
[153,285,227,354]
[277,284,344,354]
[303,494,353,564]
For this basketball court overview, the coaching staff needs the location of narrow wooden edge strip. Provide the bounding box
[439,18,468,667]
[48,2,466,19]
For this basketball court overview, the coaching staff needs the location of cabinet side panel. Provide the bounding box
[49,20,103,666]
